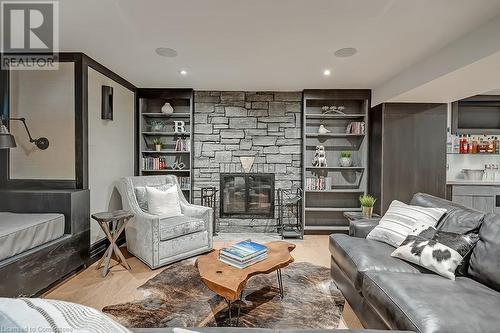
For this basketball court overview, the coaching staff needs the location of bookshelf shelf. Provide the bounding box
[141,150,190,154]
[305,166,365,170]
[142,132,191,136]
[141,169,191,173]
[302,89,370,233]
[305,133,364,138]
[138,88,194,202]
[305,114,365,119]
[142,113,191,118]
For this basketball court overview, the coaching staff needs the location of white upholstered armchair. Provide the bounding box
[117,175,213,269]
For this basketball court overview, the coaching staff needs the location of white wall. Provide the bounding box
[373,14,500,105]
[9,63,75,179]
[88,67,135,245]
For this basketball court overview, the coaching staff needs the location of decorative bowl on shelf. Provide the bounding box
[462,169,485,181]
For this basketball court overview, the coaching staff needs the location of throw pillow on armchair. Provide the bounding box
[146,185,182,218]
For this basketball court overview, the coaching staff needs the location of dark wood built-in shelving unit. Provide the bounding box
[137,88,193,202]
[302,89,371,233]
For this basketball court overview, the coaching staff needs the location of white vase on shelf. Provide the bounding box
[161,102,174,114]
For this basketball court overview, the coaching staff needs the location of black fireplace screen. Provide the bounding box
[220,173,275,218]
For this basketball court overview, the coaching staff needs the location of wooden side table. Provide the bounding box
[91,210,134,277]
[343,211,380,223]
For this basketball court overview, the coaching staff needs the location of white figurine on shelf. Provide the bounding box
[312,145,328,167]
[318,124,331,135]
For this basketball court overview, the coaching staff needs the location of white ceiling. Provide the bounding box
[59,0,500,91]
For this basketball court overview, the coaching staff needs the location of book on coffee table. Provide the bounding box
[219,240,268,269]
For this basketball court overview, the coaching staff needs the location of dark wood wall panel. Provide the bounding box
[369,103,447,214]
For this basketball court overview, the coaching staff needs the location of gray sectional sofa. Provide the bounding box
[330,193,500,333]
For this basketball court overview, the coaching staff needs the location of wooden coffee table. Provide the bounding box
[195,241,295,326]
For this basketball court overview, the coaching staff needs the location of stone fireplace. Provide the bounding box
[193,91,302,232]
[220,173,275,219]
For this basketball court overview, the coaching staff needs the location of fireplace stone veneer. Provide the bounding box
[193,91,302,232]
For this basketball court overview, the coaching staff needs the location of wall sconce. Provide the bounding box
[101,85,113,120]
[0,117,49,150]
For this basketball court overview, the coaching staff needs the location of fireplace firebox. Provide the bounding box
[220,173,275,218]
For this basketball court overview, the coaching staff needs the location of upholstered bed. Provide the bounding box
[0,212,65,262]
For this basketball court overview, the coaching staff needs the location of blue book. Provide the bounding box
[221,240,267,261]
[233,240,267,256]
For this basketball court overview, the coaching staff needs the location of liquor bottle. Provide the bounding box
[446,128,452,153]
[488,136,495,154]
[453,134,460,153]
[459,135,466,154]
[478,136,486,153]
[471,136,478,154]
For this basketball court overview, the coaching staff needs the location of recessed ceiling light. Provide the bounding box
[155,47,178,58]
[334,47,357,58]
[179,70,187,75]
[323,69,331,76]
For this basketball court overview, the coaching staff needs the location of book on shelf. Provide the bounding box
[177,176,190,189]
[219,240,268,269]
[346,122,365,134]
[142,156,168,170]
[174,138,190,152]
[305,176,332,191]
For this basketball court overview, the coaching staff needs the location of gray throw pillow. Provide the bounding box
[134,184,173,212]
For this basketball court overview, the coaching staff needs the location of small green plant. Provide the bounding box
[340,151,352,158]
[359,194,376,207]
[152,138,162,145]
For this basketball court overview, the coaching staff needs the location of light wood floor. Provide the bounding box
[44,235,363,329]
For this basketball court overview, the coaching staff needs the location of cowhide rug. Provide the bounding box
[102,260,345,329]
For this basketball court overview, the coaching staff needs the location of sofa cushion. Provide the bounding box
[0,212,65,262]
[367,200,445,248]
[362,271,500,333]
[329,234,426,292]
[134,184,173,212]
[147,185,182,218]
[468,213,500,292]
[410,192,485,234]
[160,216,205,241]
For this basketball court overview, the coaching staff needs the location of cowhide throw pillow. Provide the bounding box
[391,225,479,280]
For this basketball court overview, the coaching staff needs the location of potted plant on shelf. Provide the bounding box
[359,194,376,218]
[339,151,353,167]
[152,138,162,152]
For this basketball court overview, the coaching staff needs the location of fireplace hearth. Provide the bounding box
[220,173,275,218]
